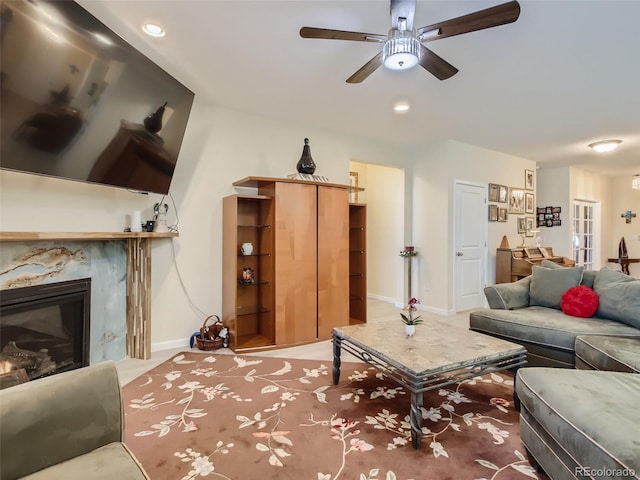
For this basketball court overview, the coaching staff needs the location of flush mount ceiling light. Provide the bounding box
[142,23,165,37]
[588,139,622,153]
[393,101,410,113]
[633,174,640,190]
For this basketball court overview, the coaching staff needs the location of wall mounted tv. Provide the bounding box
[0,0,194,195]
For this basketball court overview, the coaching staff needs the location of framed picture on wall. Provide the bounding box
[489,204,498,221]
[525,169,534,190]
[349,171,359,203]
[498,185,508,203]
[517,216,527,234]
[488,183,500,202]
[525,217,535,236]
[497,207,508,222]
[508,187,525,214]
[525,192,534,214]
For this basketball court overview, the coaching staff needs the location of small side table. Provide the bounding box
[607,257,640,275]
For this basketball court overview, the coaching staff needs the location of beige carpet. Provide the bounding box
[122,352,539,480]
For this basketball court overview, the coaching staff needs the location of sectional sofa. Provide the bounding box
[469,263,640,368]
[469,263,640,480]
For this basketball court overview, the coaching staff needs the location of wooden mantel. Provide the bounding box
[1,231,177,360]
[0,231,177,241]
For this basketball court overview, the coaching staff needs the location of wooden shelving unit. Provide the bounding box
[349,203,367,324]
[222,195,275,351]
[223,177,365,352]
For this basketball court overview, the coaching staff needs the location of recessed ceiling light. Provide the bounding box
[588,139,622,153]
[393,101,410,113]
[142,23,165,37]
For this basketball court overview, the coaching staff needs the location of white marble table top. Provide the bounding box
[334,319,525,376]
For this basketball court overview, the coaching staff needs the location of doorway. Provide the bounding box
[349,161,405,305]
[454,181,487,311]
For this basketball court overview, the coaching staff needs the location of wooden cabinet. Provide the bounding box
[349,204,367,324]
[223,177,362,352]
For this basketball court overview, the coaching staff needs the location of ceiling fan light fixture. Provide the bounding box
[383,29,420,70]
[588,139,622,153]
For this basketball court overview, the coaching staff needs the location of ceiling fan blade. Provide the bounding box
[300,27,386,43]
[346,52,384,83]
[419,46,458,80]
[417,1,520,41]
[390,0,416,30]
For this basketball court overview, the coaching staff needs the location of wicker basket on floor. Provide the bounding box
[195,315,224,351]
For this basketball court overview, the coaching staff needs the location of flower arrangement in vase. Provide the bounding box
[400,297,423,337]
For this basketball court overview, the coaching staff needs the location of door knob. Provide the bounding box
[456,252,463,256]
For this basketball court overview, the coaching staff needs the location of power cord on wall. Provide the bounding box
[159,192,211,320]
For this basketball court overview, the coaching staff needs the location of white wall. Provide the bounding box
[1,101,409,349]
[610,176,640,277]
[538,166,618,270]
[411,140,536,313]
[350,161,405,304]
[537,167,572,256]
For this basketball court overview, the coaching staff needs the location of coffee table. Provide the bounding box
[332,321,526,449]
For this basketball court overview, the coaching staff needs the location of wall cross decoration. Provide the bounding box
[621,210,637,223]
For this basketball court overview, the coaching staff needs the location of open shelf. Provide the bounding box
[223,194,275,351]
[348,204,367,324]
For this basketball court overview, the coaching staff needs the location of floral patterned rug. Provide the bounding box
[122,351,539,480]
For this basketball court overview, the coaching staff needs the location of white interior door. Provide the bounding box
[454,182,487,311]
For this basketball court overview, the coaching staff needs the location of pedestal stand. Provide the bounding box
[400,247,418,299]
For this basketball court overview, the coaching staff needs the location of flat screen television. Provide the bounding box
[0,0,194,195]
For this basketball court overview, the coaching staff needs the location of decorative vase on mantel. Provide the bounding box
[296,138,316,174]
[405,324,416,337]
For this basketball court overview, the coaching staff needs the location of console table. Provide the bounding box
[0,231,177,359]
[607,257,640,275]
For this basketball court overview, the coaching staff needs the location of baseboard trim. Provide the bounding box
[368,293,398,304]
[391,301,455,317]
[151,338,190,353]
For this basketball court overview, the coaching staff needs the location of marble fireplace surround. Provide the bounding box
[0,232,176,361]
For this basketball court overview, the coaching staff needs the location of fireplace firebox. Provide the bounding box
[0,278,90,379]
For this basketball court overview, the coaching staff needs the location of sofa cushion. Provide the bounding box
[593,268,640,328]
[516,368,640,479]
[529,264,584,308]
[575,335,640,373]
[484,276,531,310]
[560,285,599,317]
[581,269,598,289]
[21,443,149,480]
[469,306,640,354]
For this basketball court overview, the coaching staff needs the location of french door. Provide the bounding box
[572,200,600,270]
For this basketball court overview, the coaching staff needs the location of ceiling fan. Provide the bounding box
[299,0,520,83]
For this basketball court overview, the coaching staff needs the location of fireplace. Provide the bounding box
[0,278,90,379]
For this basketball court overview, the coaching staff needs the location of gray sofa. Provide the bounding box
[471,263,640,480]
[469,264,640,368]
[0,361,149,480]
[516,367,640,480]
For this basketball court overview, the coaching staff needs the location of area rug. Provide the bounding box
[123,352,539,480]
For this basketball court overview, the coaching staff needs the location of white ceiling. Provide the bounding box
[78,0,640,177]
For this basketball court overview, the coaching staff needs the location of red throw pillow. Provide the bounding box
[560,285,599,318]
